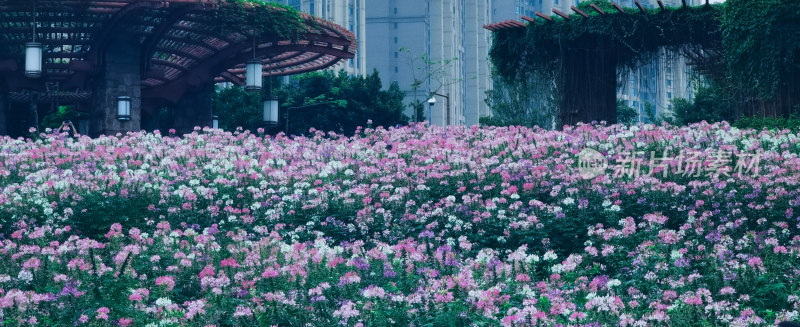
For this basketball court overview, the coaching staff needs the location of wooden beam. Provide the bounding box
[571,6,589,18]
[521,15,536,23]
[141,4,201,73]
[552,9,570,20]
[590,3,607,15]
[634,0,647,13]
[611,2,626,14]
[657,0,666,10]
[534,12,553,21]
[219,71,245,86]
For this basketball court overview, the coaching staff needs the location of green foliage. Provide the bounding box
[212,85,263,132]
[213,0,305,40]
[733,113,800,132]
[616,100,637,125]
[490,0,800,122]
[213,70,408,136]
[666,83,734,125]
[491,0,722,84]
[484,71,559,128]
[721,0,800,100]
[40,106,85,131]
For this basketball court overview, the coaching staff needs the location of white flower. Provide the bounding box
[17,270,33,283]
[155,297,173,307]
[543,250,557,261]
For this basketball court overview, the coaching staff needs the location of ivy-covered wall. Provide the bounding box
[489,0,800,123]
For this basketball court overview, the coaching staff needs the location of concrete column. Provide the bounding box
[92,36,141,136]
[172,82,213,134]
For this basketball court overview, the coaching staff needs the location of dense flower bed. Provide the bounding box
[0,122,799,326]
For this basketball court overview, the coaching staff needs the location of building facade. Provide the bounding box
[366,0,493,126]
[277,0,367,76]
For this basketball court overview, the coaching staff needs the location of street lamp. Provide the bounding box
[263,97,279,125]
[427,97,436,122]
[212,115,219,129]
[116,96,131,121]
[430,93,450,125]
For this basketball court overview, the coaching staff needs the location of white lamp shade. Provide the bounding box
[117,96,131,121]
[25,42,43,78]
[263,98,279,124]
[428,97,436,105]
[212,115,219,129]
[246,60,263,91]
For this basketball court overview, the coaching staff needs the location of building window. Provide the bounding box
[394,22,398,29]
[394,37,398,44]
[666,80,672,86]
[393,8,397,14]
[394,66,398,73]
[667,92,672,99]
[394,52,398,58]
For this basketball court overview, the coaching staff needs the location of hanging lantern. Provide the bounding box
[212,115,219,129]
[117,96,131,121]
[246,60,263,91]
[25,42,43,78]
[263,97,278,125]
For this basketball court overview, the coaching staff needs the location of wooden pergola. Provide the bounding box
[484,1,726,126]
[0,0,357,136]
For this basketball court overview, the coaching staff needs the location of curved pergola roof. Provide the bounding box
[0,0,357,101]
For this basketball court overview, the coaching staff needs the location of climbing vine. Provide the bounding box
[490,0,721,84]
[490,0,800,111]
[721,0,800,100]
[213,0,307,41]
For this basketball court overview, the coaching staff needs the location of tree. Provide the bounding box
[213,70,408,136]
[616,101,638,126]
[665,82,734,125]
[399,47,460,123]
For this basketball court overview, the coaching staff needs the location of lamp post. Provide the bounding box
[430,93,450,125]
[427,97,436,123]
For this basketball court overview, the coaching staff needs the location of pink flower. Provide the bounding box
[96,307,110,320]
[118,318,133,326]
[22,257,41,270]
[220,257,239,268]
[233,305,253,317]
[155,276,176,291]
[261,267,279,278]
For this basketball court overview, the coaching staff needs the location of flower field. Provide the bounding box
[0,122,799,326]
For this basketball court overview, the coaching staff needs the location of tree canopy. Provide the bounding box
[213,70,408,136]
